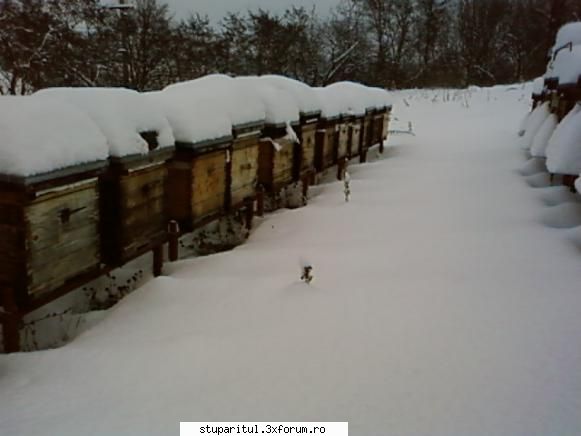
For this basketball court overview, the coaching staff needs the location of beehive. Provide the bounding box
[0,163,106,306]
[295,112,320,180]
[100,146,173,266]
[315,117,339,172]
[229,123,262,210]
[258,124,297,193]
[336,116,351,162]
[168,138,231,231]
[349,115,364,158]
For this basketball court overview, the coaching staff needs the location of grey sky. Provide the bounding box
[163,0,342,21]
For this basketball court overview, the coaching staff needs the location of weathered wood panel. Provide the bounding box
[191,150,227,222]
[25,181,101,297]
[315,125,337,171]
[382,111,390,140]
[258,137,294,191]
[117,164,167,261]
[167,161,193,225]
[231,140,259,207]
[349,120,362,157]
[300,124,317,174]
[337,121,350,160]
[362,116,373,150]
[372,113,384,145]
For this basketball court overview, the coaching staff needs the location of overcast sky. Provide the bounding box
[163,0,342,21]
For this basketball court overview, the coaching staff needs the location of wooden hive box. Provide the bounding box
[100,145,173,267]
[359,109,376,162]
[229,123,263,211]
[381,106,392,143]
[0,162,106,307]
[168,137,231,232]
[372,110,385,147]
[295,112,320,180]
[336,116,351,162]
[258,124,297,193]
[348,115,364,158]
[556,79,581,120]
[315,117,339,172]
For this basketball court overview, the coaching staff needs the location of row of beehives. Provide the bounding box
[0,75,391,351]
[520,21,581,190]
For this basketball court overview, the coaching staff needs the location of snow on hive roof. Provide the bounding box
[163,74,266,128]
[366,86,392,110]
[34,87,175,158]
[324,82,371,116]
[315,82,392,119]
[553,22,581,53]
[532,77,545,95]
[234,76,300,126]
[146,90,232,145]
[545,45,581,86]
[0,96,108,177]
[546,104,581,175]
[260,75,322,116]
[313,87,347,119]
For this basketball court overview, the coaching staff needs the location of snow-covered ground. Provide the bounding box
[2,85,581,436]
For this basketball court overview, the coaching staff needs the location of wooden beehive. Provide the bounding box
[372,111,385,147]
[100,147,173,266]
[315,117,339,172]
[0,162,106,306]
[555,79,581,120]
[336,116,351,162]
[258,124,297,193]
[295,112,320,180]
[359,110,375,162]
[349,116,364,158]
[168,137,231,231]
[381,107,392,143]
[229,123,262,210]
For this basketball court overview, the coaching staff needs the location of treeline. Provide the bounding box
[1,0,581,94]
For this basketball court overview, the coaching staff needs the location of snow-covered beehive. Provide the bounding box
[261,75,322,179]
[35,87,176,267]
[326,82,378,161]
[313,87,344,171]
[159,75,266,229]
[543,22,581,119]
[235,76,301,196]
[545,103,581,189]
[0,96,108,322]
[367,86,393,154]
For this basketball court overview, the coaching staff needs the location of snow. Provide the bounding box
[0,96,107,177]
[530,113,558,158]
[3,85,581,436]
[34,88,175,157]
[519,102,550,150]
[324,82,376,116]
[541,202,581,228]
[260,75,322,116]
[546,45,581,86]
[546,103,581,174]
[235,76,300,126]
[163,74,266,129]
[316,83,392,119]
[145,90,233,145]
[552,22,581,54]
[532,77,545,96]
[366,85,392,110]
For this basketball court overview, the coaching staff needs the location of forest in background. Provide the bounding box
[1,0,581,94]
